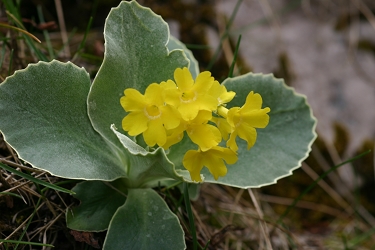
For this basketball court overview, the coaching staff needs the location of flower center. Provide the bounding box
[180,90,197,103]
[144,104,161,119]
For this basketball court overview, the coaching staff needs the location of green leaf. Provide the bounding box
[111,126,184,187]
[0,60,126,180]
[167,35,199,79]
[204,73,316,188]
[103,188,186,250]
[66,180,127,231]
[87,1,189,155]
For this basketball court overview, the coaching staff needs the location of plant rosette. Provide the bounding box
[0,1,316,249]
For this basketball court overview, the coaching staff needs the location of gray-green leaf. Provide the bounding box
[87,1,189,156]
[205,73,317,188]
[66,180,127,231]
[103,188,185,250]
[168,73,316,188]
[0,60,126,180]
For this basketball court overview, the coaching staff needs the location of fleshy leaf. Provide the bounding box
[66,180,127,231]
[0,60,126,180]
[103,188,186,250]
[111,126,184,187]
[167,35,199,79]
[87,0,189,155]
[202,73,316,188]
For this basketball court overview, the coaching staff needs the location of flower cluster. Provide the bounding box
[120,67,270,182]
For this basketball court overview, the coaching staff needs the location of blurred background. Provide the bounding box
[1,0,375,249]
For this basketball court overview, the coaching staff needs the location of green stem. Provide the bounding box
[183,182,198,250]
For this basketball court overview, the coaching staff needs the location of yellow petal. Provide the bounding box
[122,112,148,136]
[221,148,238,164]
[236,122,257,150]
[241,91,263,111]
[163,88,180,107]
[227,131,239,151]
[193,71,214,93]
[195,94,218,112]
[203,146,237,179]
[209,81,235,105]
[174,67,194,91]
[120,89,146,111]
[217,147,238,165]
[144,83,164,106]
[183,150,204,182]
[183,146,237,181]
[192,110,212,124]
[161,105,181,130]
[160,79,177,90]
[204,154,227,180]
[219,89,236,104]
[162,130,184,150]
[227,107,240,128]
[143,119,166,147]
[208,80,222,100]
[162,121,187,149]
[211,116,231,140]
[241,108,270,128]
[187,124,221,151]
[203,151,228,180]
[178,102,200,121]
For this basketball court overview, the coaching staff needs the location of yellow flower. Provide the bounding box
[162,111,221,151]
[120,83,181,147]
[183,146,238,182]
[185,111,221,151]
[164,67,218,121]
[227,91,270,151]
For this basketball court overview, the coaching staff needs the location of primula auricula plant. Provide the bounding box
[120,67,270,182]
[0,1,316,249]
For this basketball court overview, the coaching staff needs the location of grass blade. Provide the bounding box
[207,0,243,70]
[72,16,93,62]
[347,227,375,248]
[0,162,74,194]
[37,5,54,59]
[0,23,41,43]
[5,10,48,61]
[14,198,42,250]
[0,191,22,199]
[0,239,54,248]
[228,34,241,78]
[277,150,371,224]
[183,182,199,250]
